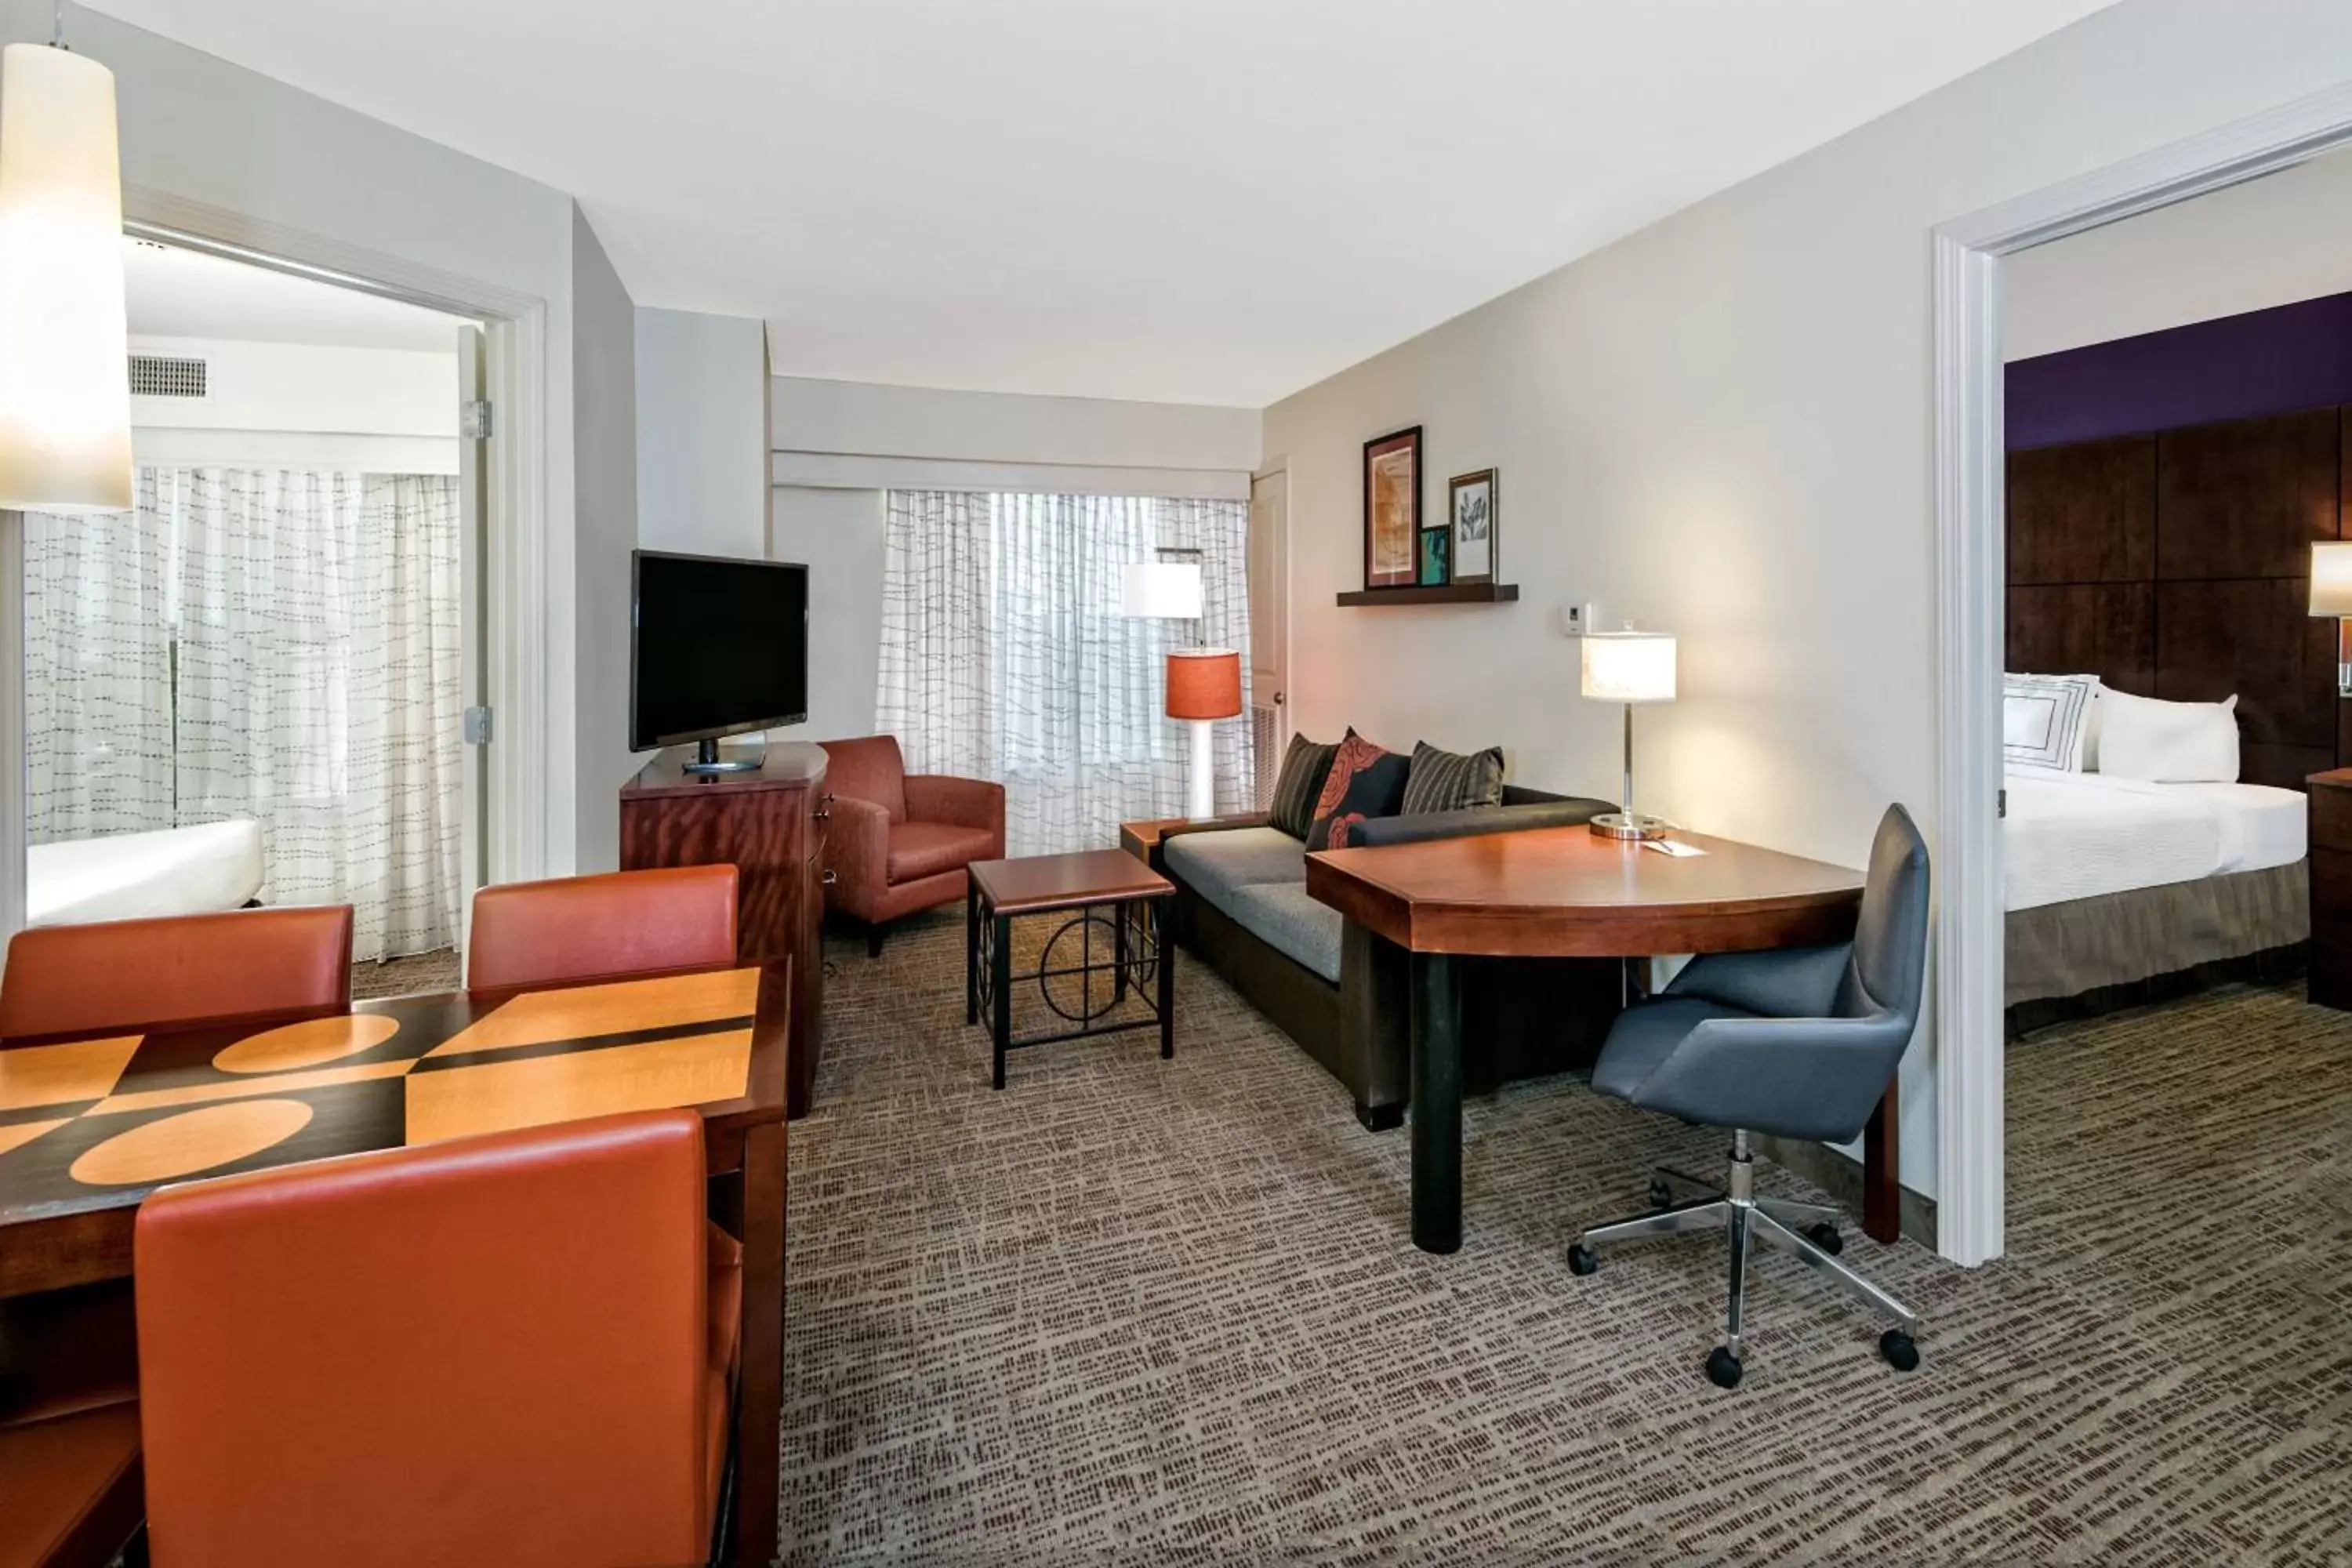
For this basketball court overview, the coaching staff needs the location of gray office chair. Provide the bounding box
[1566,804,1929,1389]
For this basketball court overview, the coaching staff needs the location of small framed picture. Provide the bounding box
[1447,469,1497,585]
[1418,526,1450,586]
[1362,426,1422,590]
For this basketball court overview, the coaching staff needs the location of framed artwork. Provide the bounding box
[1419,525,1450,586]
[1447,469,1496,585]
[1362,426,1422,590]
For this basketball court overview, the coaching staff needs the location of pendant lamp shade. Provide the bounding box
[0,43,132,513]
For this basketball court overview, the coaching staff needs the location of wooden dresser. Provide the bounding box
[621,742,829,1115]
[2308,769,2352,1010]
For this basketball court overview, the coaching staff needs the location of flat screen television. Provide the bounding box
[630,550,808,772]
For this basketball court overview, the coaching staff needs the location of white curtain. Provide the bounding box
[877,491,1253,856]
[26,468,465,962]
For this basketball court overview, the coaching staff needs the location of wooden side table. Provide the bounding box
[2307,769,2352,1008]
[967,851,1178,1088]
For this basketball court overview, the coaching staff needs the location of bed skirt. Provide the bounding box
[2005,862,2308,1036]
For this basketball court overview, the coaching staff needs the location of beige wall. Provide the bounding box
[1262,0,2352,1200]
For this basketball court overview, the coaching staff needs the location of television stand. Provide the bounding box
[620,740,829,1118]
[683,735,765,775]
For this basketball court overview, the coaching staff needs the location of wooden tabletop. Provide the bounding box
[1305,826,1864,957]
[0,965,789,1299]
[971,850,1174,915]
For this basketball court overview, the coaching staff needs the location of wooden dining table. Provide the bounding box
[0,962,793,1567]
[1305,826,1880,1254]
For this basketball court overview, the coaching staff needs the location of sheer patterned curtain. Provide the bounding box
[878,491,1253,856]
[26,468,464,961]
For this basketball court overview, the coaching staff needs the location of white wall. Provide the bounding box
[572,205,637,873]
[5,0,597,877]
[771,486,886,742]
[2005,143,2352,361]
[636,307,769,559]
[128,334,459,472]
[1261,0,2352,1203]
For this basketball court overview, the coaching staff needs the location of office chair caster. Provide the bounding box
[1646,1178,1674,1210]
[1805,1222,1843,1255]
[1879,1330,1919,1373]
[1704,1347,1743,1389]
[1566,1244,1599,1276]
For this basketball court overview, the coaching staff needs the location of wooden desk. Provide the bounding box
[1305,826,1878,1254]
[0,966,793,1567]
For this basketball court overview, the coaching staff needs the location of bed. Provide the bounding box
[27,820,266,928]
[2004,772,2307,1033]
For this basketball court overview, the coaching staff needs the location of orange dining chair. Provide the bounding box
[0,906,355,1044]
[133,1109,741,1568]
[0,904,355,1566]
[466,866,739,996]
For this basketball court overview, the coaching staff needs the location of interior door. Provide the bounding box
[1247,469,1289,806]
[456,325,491,910]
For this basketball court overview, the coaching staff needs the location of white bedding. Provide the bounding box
[27,820,265,927]
[2004,773,2305,912]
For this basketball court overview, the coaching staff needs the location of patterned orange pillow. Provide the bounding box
[1306,729,1411,851]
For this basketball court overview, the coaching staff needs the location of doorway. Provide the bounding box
[14,235,487,994]
[1932,83,2352,1265]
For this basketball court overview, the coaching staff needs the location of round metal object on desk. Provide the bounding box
[1588,811,1671,841]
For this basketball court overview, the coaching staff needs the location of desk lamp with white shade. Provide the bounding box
[2312,543,2352,696]
[1581,626,1677,840]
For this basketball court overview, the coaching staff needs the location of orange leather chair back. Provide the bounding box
[0,906,352,1044]
[816,735,907,822]
[135,1110,720,1568]
[466,866,738,996]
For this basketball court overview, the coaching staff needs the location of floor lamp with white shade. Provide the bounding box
[1122,555,1240,819]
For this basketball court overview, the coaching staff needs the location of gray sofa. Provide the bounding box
[1152,786,1624,1128]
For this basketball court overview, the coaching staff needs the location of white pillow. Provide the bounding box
[2096,688,2239,782]
[2002,673,2099,774]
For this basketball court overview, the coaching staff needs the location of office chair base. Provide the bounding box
[1571,1142,1923,1384]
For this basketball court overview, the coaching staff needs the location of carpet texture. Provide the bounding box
[350,947,461,1002]
[782,909,2352,1565]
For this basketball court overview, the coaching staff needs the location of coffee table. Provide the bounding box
[966,850,1176,1088]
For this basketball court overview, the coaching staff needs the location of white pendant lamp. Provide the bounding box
[0,39,131,513]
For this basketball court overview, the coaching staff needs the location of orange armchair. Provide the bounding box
[817,735,1004,954]
[466,866,739,996]
[133,1109,740,1568]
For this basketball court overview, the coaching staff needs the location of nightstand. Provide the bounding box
[2307,769,2352,1008]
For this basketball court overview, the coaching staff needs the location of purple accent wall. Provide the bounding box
[2007,290,2352,451]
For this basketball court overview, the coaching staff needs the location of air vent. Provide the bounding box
[129,354,207,398]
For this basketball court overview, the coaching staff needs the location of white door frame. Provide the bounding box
[1933,80,2352,1267]
[0,186,551,946]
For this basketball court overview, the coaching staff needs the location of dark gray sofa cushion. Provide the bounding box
[1160,826,1305,928]
[1225,883,1344,983]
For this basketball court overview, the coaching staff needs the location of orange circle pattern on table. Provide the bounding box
[212,1014,401,1074]
[69,1099,315,1187]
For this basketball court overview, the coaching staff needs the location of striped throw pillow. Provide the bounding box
[1268,734,1339,840]
[1399,741,1504,815]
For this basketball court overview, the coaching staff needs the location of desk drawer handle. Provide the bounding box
[822,869,838,887]
[815,793,833,822]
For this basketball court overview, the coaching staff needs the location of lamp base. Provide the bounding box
[1588,811,1671,842]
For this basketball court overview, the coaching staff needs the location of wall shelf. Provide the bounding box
[1334,583,1519,608]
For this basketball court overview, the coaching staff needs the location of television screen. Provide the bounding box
[630,550,808,750]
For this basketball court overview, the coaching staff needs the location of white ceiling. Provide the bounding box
[88,0,2116,406]
[124,236,470,352]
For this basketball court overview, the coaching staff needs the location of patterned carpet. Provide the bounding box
[782,909,2352,1565]
[349,947,460,1001]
